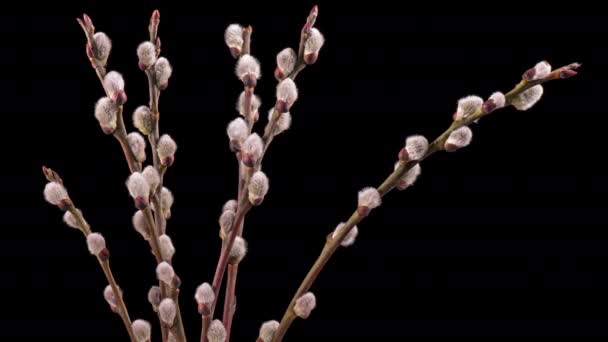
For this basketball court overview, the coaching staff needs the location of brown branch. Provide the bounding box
[43,167,136,341]
[223,264,238,341]
[271,62,581,342]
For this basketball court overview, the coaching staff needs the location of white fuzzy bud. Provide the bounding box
[483,91,506,113]
[445,126,473,152]
[44,182,68,207]
[395,163,421,190]
[132,319,151,342]
[276,78,298,112]
[142,166,160,192]
[94,97,118,134]
[195,282,215,306]
[455,95,483,120]
[126,172,150,209]
[405,135,429,161]
[154,57,173,90]
[137,41,157,70]
[259,320,280,342]
[294,292,316,319]
[512,85,544,111]
[133,106,153,135]
[207,320,227,342]
[103,71,126,104]
[276,48,297,77]
[161,187,174,219]
[524,61,552,81]
[158,134,177,166]
[237,92,261,117]
[147,286,161,308]
[156,261,175,285]
[229,236,248,264]
[242,133,264,167]
[63,210,83,230]
[219,210,235,238]
[223,199,238,213]
[236,54,261,87]
[305,28,325,55]
[248,171,269,205]
[224,24,244,51]
[332,222,359,247]
[227,118,248,144]
[159,234,175,262]
[93,32,112,65]
[103,285,119,310]
[159,298,177,326]
[268,108,292,136]
[132,210,150,240]
[358,187,381,210]
[87,232,106,256]
[127,132,146,163]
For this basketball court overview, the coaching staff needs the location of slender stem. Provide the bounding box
[216,10,321,340]
[200,315,210,342]
[113,106,141,173]
[210,202,251,314]
[172,288,188,342]
[223,264,238,342]
[143,207,164,264]
[272,63,580,341]
[242,26,252,56]
[65,203,136,342]
[99,259,137,342]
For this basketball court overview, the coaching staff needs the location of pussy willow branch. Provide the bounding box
[143,12,187,342]
[77,20,141,174]
[271,63,580,341]
[42,167,137,342]
[221,26,254,342]
[207,10,318,340]
[79,11,187,341]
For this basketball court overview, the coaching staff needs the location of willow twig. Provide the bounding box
[42,167,136,342]
[271,62,581,342]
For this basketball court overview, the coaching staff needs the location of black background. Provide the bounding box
[3,0,608,340]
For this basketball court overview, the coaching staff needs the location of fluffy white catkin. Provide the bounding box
[207,320,227,342]
[142,166,160,192]
[137,41,157,70]
[86,233,106,255]
[229,236,248,264]
[132,210,150,240]
[157,134,177,166]
[294,292,317,319]
[195,282,215,305]
[159,234,175,261]
[455,95,483,120]
[127,132,146,163]
[248,171,269,205]
[332,222,359,247]
[224,24,244,51]
[44,182,68,206]
[93,32,112,65]
[154,57,173,89]
[132,319,151,342]
[358,187,381,209]
[94,97,118,133]
[445,126,473,151]
[405,135,429,161]
[133,106,153,135]
[512,85,544,111]
[259,320,280,342]
[156,262,175,285]
[159,298,177,325]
